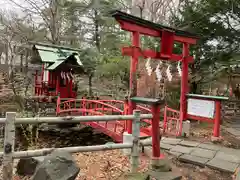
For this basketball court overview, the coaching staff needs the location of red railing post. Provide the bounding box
[34,70,38,95]
[56,93,60,115]
[151,104,162,160]
[56,75,60,96]
[124,97,129,131]
[213,100,221,138]
[82,97,86,116]
[163,106,168,133]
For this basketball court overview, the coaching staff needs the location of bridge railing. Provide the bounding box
[163,106,181,136]
[56,97,153,137]
[0,110,152,180]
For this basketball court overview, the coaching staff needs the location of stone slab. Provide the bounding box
[167,151,182,158]
[147,170,182,180]
[207,158,239,173]
[190,148,217,159]
[162,137,166,140]
[236,168,240,180]
[162,138,182,145]
[142,147,152,157]
[161,143,174,150]
[170,145,193,154]
[215,151,240,163]
[220,147,240,156]
[179,140,200,147]
[231,124,240,128]
[179,154,209,167]
[225,128,240,136]
[197,143,221,151]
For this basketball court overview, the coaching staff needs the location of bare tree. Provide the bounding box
[132,0,181,25]
[0,10,34,111]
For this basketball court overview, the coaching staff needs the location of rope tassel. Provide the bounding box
[145,58,153,76]
[166,65,172,82]
[155,62,162,82]
[177,61,182,77]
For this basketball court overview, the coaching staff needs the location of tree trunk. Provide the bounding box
[94,10,100,52]
[24,50,28,74]
[88,73,93,96]
[20,53,23,72]
[190,81,198,94]
[5,44,8,65]
[50,0,60,44]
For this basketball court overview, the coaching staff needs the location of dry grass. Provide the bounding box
[73,150,150,180]
[8,150,150,180]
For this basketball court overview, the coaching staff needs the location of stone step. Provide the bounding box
[229,118,240,121]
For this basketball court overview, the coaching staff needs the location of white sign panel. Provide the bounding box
[187,98,215,118]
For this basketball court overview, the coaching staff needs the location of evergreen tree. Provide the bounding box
[172,0,240,93]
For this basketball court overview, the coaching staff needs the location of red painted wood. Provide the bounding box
[186,114,213,123]
[41,64,44,83]
[151,105,161,159]
[117,20,197,44]
[48,70,51,85]
[162,106,181,136]
[179,43,190,136]
[56,98,153,142]
[213,101,221,137]
[163,106,168,133]
[128,31,140,134]
[35,70,38,96]
[56,74,59,95]
[161,30,174,57]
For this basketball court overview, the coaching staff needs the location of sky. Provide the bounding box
[1,0,21,11]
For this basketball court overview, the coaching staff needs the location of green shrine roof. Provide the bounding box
[32,42,83,70]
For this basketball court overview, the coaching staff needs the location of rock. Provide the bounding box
[16,156,44,176]
[151,159,172,172]
[147,170,182,180]
[32,150,80,180]
[118,172,150,180]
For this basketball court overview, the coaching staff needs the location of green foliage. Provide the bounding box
[95,55,130,88]
[171,0,240,92]
[79,48,99,75]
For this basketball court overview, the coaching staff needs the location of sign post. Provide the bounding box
[130,97,164,168]
[186,94,228,141]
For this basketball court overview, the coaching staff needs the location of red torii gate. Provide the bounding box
[111,10,198,131]
[111,10,199,162]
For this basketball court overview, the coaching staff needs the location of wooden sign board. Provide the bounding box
[187,98,215,118]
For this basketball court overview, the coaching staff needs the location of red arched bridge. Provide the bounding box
[56,98,181,142]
